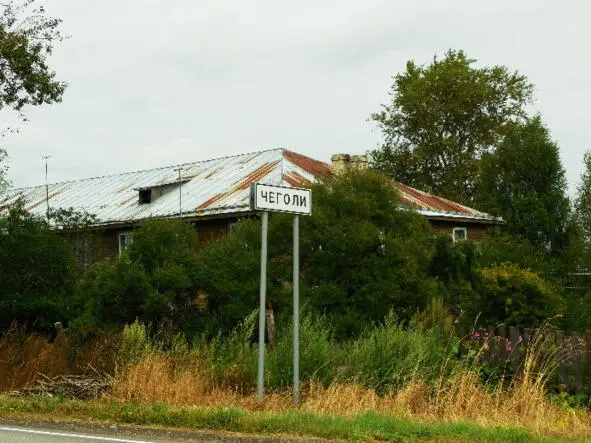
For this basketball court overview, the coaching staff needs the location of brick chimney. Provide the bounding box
[330,154,350,175]
[331,154,368,175]
[350,155,368,171]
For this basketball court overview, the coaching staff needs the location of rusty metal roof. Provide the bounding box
[0,149,499,224]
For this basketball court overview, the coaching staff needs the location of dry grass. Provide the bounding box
[105,330,591,440]
[0,327,119,392]
[3,324,591,439]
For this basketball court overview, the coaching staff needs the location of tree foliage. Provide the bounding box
[461,263,563,327]
[198,170,437,339]
[76,219,204,334]
[477,117,570,256]
[370,49,533,205]
[0,204,76,332]
[0,0,65,117]
[575,151,591,258]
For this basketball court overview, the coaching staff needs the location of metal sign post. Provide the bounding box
[292,214,300,405]
[251,183,311,405]
[257,211,268,400]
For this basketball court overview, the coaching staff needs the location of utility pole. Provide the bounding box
[174,167,183,218]
[42,155,51,223]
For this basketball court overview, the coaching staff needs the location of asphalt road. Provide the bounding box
[0,421,325,443]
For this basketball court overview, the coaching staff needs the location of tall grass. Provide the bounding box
[2,313,590,438]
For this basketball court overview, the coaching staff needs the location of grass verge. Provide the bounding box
[0,395,577,442]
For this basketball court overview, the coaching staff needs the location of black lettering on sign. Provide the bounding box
[284,194,291,205]
[293,195,299,206]
[276,192,282,203]
[269,192,275,204]
[260,190,268,202]
[299,196,307,207]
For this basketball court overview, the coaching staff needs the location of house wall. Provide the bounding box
[428,220,490,242]
[93,216,492,261]
[97,217,238,259]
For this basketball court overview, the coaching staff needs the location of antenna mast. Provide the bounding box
[42,155,51,223]
[174,167,183,218]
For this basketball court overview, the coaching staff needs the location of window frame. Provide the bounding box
[118,231,134,256]
[452,227,468,243]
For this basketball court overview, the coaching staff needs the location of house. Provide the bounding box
[0,149,501,257]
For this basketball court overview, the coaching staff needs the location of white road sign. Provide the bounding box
[250,183,312,215]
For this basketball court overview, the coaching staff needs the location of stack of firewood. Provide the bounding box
[8,370,113,400]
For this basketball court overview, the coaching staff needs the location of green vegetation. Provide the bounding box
[0,396,556,442]
[370,49,533,206]
[0,204,76,333]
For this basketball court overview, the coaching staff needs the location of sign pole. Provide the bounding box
[257,211,269,401]
[293,214,300,406]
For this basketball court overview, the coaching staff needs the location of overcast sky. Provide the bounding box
[2,0,590,197]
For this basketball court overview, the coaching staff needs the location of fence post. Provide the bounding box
[556,330,569,392]
[509,326,522,369]
[572,332,583,393]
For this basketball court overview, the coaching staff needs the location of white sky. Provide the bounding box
[2,0,590,197]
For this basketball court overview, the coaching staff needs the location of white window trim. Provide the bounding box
[452,227,468,243]
[118,231,134,256]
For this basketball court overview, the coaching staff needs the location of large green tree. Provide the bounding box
[476,117,570,256]
[1,0,66,188]
[575,151,591,251]
[198,170,437,339]
[0,204,76,332]
[370,49,533,205]
[76,219,205,334]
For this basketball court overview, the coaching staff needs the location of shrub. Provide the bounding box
[0,204,76,333]
[76,219,205,335]
[462,263,563,327]
[340,312,455,394]
[267,313,336,388]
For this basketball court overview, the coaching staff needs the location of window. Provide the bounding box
[138,189,152,204]
[118,232,134,256]
[452,227,467,242]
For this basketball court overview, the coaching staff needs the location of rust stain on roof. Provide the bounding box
[283,171,312,188]
[25,193,58,211]
[196,193,225,210]
[394,182,480,216]
[119,195,138,206]
[283,151,332,180]
[195,161,279,211]
[204,168,223,180]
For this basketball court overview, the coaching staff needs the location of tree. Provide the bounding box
[370,49,533,205]
[575,151,591,254]
[198,170,438,340]
[0,203,76,332]
[476,117,570,256]
[1,0,66,192]
[76,219,205,334]
[0,0,65,118]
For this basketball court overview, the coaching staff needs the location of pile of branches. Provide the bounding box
[9,370,113,400]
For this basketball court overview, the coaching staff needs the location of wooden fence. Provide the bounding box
[456,324,591,394]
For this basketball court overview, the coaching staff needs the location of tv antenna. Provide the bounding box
[42,155,51,223]
[174,167,183,218]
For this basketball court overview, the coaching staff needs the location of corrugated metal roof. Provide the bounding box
[0,149,500,224]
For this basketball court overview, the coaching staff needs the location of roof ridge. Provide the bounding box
[9,147,285,190]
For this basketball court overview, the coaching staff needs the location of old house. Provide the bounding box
[0,149,501,257]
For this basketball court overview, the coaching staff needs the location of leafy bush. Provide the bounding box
[340,312,455,394]
[117,320,152,371]
[462,263,563,327]
[267,313,336,388]
[0,204,76,332]
[205,310,258,390]
[75,219,205,334]
[197,170,438,340]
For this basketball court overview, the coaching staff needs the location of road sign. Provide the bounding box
[251,183,312,406]
[251,183,311,215]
